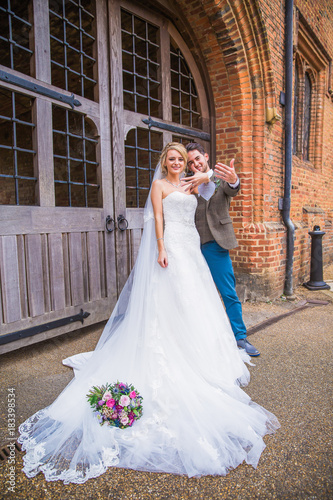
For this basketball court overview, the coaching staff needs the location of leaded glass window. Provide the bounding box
[125,127,162,208]
[0,89,36,205]
[49,0,97,100]
[303,72,312,161]
[52,105,99,207]
[170,39,200,128]
[121,9,161,117]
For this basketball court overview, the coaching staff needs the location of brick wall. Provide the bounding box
[175,0,333,299]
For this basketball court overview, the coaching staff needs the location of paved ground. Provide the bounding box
[0,265,332,499]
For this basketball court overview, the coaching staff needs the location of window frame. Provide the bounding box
[293,13,330,170]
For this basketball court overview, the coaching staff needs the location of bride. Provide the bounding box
[18,142,279,484]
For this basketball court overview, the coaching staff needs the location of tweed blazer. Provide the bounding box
[195,179,240,250]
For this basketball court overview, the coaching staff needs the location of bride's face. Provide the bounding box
[165,149,185,176]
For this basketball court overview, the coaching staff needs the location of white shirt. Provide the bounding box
[198,170,240,201]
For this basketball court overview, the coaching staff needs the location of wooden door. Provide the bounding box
[109,1,211,291]
[0,0,117,353]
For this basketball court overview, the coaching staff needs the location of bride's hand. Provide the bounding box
[158,250,168,268]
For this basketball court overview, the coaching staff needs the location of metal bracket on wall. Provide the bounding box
[0,70,82,109]
[142,116,211,142]
[0,309,90,346]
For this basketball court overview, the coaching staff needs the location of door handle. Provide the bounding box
[105,215,115,232]
[117,214,129,231]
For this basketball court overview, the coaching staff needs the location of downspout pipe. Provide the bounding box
[283,0,295,296]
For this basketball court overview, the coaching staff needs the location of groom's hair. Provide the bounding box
[185,142,206,155]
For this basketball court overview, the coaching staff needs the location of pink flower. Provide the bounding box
[129,391,136,398]
[102,391,112,401]
[119,395,130,407]
[120,416,129,425]
[106,398,115,408]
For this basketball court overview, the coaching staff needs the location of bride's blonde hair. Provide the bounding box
[159,142,187,176]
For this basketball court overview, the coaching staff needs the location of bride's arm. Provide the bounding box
[151,180,168,268]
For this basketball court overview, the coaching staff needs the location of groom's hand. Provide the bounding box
[181,166,210,192]
[214,159,238,184]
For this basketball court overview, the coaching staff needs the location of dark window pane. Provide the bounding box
[135,56,146,77]
[13,47,31,75]
[49,11,64,41]
[65,1,80,28]
[70,160,84,182]
[51,38,65,65]
[125,146,136,167]
[148,25,158,44]
[122,32,133,53]
[67,70,82,96]
[0,121,13,147]
[67,46,81,73]
[136,76,148,97]
[69,136,83,160]
[51,64,66,89]
[137,98,148,115]
[17,151,34,177]
[135,38,146,58]
[121,9,132,32]
[0,178,16,205]
[303,72,312,161]
[134,17,146,39]
[53,132,67,156]
[53,105,67,131]
[87,185,99,207]
[123,72,134,92]
[0,88,13,118]
[16,124,33,150]
[18,178,36,205]
[71,184,85,206]
[293,68,298,155]
[123,91,135,112]
[86,140,96,162]
[55,182,69,206]
[148,44,158,63]
[0,148,14,175]
[84,79,94,101]
[15,93,32,122]
[68,111,82,135]
[122,52,133,73]
[86,163,97,183]
[126,187,137,208]
[54,157,67,181]
[82,33,94,58]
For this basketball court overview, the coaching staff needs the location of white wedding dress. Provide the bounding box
[18,191,279,484]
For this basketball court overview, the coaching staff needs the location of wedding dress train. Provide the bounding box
[18,191,279,483]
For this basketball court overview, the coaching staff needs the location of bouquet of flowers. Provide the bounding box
[87,381,143,429]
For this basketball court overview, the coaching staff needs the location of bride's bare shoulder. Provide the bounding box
[152,179,164,191]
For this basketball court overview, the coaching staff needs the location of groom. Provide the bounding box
[183,142,260,357]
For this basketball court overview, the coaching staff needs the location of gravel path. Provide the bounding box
[1,267,332,500]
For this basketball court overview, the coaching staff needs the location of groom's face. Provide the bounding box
[187,150,209,173]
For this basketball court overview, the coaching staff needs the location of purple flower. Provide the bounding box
[98,400,105,406]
